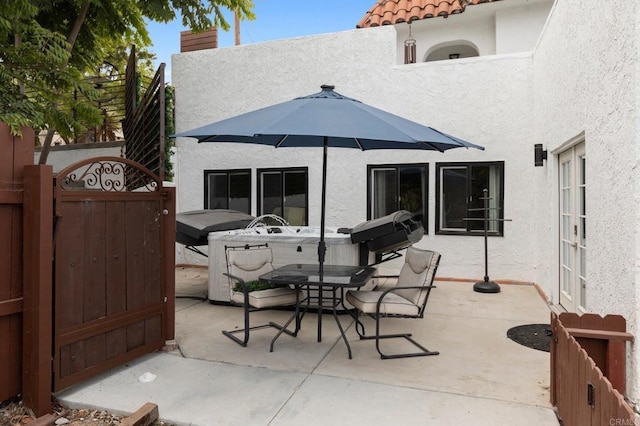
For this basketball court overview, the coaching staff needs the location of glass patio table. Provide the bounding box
[260,263,376,359]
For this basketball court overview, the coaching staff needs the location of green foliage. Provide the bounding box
[1,0,255,139]
[232,280,285,293]
[164,84,175,181]
[141,0,255,32]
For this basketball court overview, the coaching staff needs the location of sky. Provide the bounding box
[145,0,376,82]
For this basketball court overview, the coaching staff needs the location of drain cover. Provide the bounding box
[507,324,551,352]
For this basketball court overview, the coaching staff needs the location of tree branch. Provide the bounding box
[39,1,90,164]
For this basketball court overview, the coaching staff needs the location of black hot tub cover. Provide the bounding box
[176,209,255,246]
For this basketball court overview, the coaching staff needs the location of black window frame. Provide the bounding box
[203,168,252,213]
[257,167,309,226]
[366,163,429,232]
[435,161,505,236]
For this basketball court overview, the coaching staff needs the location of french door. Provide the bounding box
[559,142,586,312]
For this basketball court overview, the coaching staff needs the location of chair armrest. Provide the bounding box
[378,285,436,298]
[223,272,249,296]
[375,285,437,314]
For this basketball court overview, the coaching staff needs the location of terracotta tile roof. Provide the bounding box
[357,0,502,28]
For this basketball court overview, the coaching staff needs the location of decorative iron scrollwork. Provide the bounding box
[59,158,160,192]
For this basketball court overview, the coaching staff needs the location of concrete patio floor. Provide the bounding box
[55,266,560,425]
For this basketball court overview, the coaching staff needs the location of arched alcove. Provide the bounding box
[425,40,479,62]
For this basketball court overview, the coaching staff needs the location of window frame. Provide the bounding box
[366,163,429,232]
[203,168,252,213]
[435,161,505,236]
[257,167,309,226]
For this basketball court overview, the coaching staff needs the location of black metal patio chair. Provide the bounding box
[346,246,441,359]
[222,245,301,351]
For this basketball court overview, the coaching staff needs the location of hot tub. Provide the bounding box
[207,226,374,304]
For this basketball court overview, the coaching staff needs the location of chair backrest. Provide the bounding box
[395,247,441,313]
[225,246,274,295]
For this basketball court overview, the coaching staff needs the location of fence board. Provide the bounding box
[83,201,107,323]
[0,126,34,403]
[552,313,636,426]
[106,201,127,315]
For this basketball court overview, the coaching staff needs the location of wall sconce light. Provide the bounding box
[449,53,460,59]
[534,144,548,167]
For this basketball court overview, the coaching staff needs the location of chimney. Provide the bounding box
[180,28,218,52]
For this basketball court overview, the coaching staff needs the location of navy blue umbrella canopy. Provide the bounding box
[175,85,484,152]
[174,85,484,277]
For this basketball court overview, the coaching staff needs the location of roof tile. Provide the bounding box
[357,0,502,28]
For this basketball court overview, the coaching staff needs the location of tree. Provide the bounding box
[0,0,255,162]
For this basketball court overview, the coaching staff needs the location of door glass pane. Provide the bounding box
[207,173,228,209]
[441,167,466,230]
[578,153,586,309]
[372,168,397,218]
[261,172,282,217]
[560,160,572,295]
[399,166,425,226]
[579,155,586,242]
[284,171,307,225]
[228,172,250,213]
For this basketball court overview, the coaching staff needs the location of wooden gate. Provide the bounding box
[551,312,636,426]
[52,156,175,391]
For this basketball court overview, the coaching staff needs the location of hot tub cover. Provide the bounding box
[176,209,255,246]
[350,210,424,253]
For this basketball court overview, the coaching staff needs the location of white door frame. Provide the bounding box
[558,141,586,313]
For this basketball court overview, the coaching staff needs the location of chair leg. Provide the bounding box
[373,315,439,359]
[270,289,302,352]
[222,302,299,348]
[222,301,254,346]
[354,314,439,359]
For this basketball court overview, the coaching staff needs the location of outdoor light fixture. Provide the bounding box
[534,144,548,167]
[404,23,416,64]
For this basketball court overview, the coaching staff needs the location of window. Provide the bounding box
[258,168,308,226]
[436,162,504,235]
[203,169,251,213]
[368,164,428,229]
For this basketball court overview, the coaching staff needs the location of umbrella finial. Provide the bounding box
[321,84,335,91]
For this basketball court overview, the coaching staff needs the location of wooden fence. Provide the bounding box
[551,312,636,426]
[0,124,34,403]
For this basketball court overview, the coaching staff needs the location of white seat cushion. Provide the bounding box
[231,287,300,309]
[346,290,419,316]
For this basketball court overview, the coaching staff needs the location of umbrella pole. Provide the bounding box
[319,139,327,273]
[316,137,328,342]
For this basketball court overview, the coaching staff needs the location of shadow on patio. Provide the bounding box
[55,266,560,426]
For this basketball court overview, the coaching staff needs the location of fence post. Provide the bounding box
[22,165,53,417]
[163,185,176,343]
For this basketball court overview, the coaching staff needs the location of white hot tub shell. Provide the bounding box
[207,226,376,304]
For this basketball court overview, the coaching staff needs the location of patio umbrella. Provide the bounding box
[174,85,484,279]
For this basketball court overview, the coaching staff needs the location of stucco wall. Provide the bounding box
[393,0,553,63]
[34,141,124,172]
[173,26,538,280]
[533,0,640,407]
[495,0,552,54]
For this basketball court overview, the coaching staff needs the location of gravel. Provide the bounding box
[0,397,171,426]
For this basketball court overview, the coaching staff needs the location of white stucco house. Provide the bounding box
[171,0,640,410]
